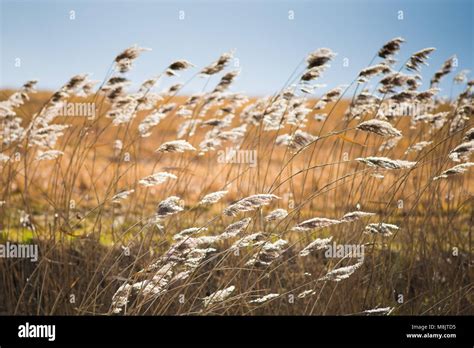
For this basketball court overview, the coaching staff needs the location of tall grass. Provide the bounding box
[0,39,472,315]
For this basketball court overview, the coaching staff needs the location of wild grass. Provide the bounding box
[0,39,473,315]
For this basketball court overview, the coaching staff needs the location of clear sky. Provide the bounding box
[1,0,472,97]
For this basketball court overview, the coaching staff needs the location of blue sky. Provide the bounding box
[1,0,472,96]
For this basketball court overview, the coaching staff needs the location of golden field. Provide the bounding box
[0,44,473,315]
